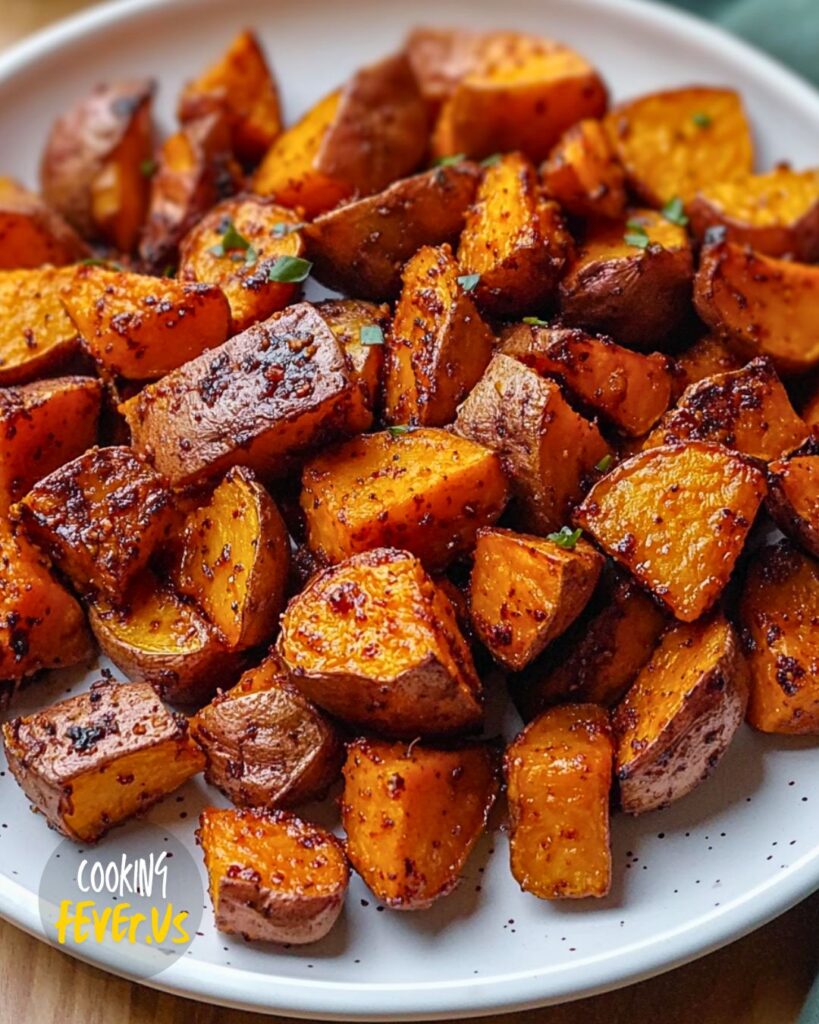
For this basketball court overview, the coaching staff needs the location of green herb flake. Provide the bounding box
[387,425,414,438]
[267,255,312,283]
[481,153,502,168]
[596,454,614,473]
[271,221,306,238]
[692,111,712,129]
[546,526,583,550]
[360,325,384,346]
[458,273,480,292]
[139,158,157,178]
[435,153,466,167]
[209,220,253,259]
[522,316,549,326]
[624,220,650,249]
[662,195,689,227]
[163,264,177,278]
[80,257,124,271]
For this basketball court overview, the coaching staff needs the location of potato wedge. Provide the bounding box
[470,527,603,671]
[2,680,204,843]
[342,737,498,909]
[506,704,613,899]
[178,194,306,333]
[0,177,89,269]
[673,333,744,395]
[304,163,479,301]
[384,244,495,426]
[803,385,819,430]
[404,27,485,111]
[277,548,483,737]
[767,451,819,557]
[62,264,231,380]
[613,614,748,814]
[191,654,343,808]
[558,209,693,349]
[542,118,626,220]
[453,354,610,534]
[500,323,673,437]
[605,86,753,206]
[300,428,509,571]
[40,79,154,249]
[575,442,766,622]
[694,239,819,374]
[199,806,348,944]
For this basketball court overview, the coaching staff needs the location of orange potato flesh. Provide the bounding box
[741,541,819,734]
[0,177,89,269]
[542,118,627,220]
[469,527,603,671]
[767,454,819,558]
[385,244,494,426]
[605,87,753,206]
[301,428,509,572]
[404,27,486,109]
[505,704,613,899]
[673,334,744,395]
[341,737,498,909]
[575,442,767,622]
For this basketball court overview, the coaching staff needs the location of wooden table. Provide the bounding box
[1,3,818,1021]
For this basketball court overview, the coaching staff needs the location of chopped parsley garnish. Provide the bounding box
[435,153,466,167]
[139,158,157,178]
[458,273,480,292]
[267,255,312,283]
[163,264,177,278]
[522,316,549,326]
[692,111,712,128]
[387,425,414,438]
[546,526,583,550]
[272,221,306,238]
[80,257,124,270]
[624,219,650,249]
[209,220,257,265]
[662,195,689,227]
[360,325,384,346]
[596,454,614,473]
[481,153,502,168]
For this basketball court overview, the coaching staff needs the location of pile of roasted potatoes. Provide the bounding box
[1,25,818,945]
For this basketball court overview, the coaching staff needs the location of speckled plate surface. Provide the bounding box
[1,0,819,1019]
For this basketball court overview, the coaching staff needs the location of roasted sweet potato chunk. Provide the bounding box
[695,240,819,374]
[542,118,626,220]
[457,153,572,316]
[2,680,204,843]
[301,428,509,571]
[384,244,495,426]
[278,548,483,737]
[673,333,744,395]
[342,737,498,909]
[605,87,753,206]
[767,451,819,558]
[454,354,610,534]
[740,540,819,734]
[0,177,89,268]
[500,324,673,437]
[575,443,766,622]
[506,704,613,899]
[470,527,602,671]
[614,615,748,814]
[199,806,348,944]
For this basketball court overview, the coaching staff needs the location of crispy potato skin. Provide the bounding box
[191,654,343,808]
[605,86,753,206]
[385,244,494,427]
[301,428,509,571]
[305,164,479,301]
[613,615,748,814]
[767,454,819,558]
[2,680,204,842]
[0,177,89,269]
[404,27,486,111]
[542,118,626,220]
[341,737,498,909]
[672,334,744,396]
[199,806,348,944]
[575,443,767,622]
[500,324,673,437]
[559,209,693,349]
[694,240,819,375]
[277,547,483,737]
[470,528,603,671]
[454,354,610,535]
[505,704,613,899]
[314,299,387,431]
[740,540,819,733]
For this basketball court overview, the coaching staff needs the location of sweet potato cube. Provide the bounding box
[740,540,819,734]
[300,428,509,571]
[277,548,483,737]
[384,244,494,426]
[315,299,387,432]
[673,334,744,395]
[341,737,498,909]
[2,680,204,843]
[505,704,613,899]
[199,807,348,944]
[575,442,767,622]
[469,527,603,671]
[767,451,819,558]
[542,118,626,220]
[0,177,89,269]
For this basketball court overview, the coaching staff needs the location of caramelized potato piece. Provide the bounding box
[501,323,673,437]
[41,79,154,249]
[575,443,766,622]
[192,654,343,808]
[559,209,693,349]
[542,118,626,220]
[301,428,509,571]
[673,334,744,395]
[384,244,494,426]
[454,354,610,534]
[506,704,613,899]
[179,194,306,333]
[178,29,282,164]
[470,527,602,671]
[0,177,89,268]
[688,168,819,261]
[199,807,348,944]
[0,376,102,512]
[404,27,485,110]
[695,240,819,374]
[305,163,479,300]
[62,264,231,380]
[342,737,498,909]
[605,87,753,206]
[278,548,483,737]
[15,446,175,600]
[314,299,387,431]
[614,615,748,814]
[802,383,819,430]
[767,452,819,557]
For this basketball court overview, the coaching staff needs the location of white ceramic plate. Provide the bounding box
[1,0,819,1019]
